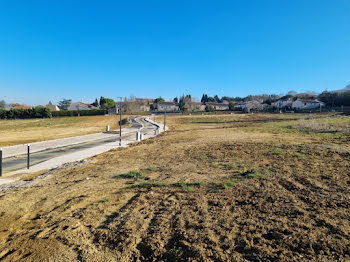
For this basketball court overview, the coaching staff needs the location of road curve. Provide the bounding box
[1,117,160,175]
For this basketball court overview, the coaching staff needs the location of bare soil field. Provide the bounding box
[0,115,132,147]
[0,113,349,261]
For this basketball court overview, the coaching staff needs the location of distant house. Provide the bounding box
[205,102,229,111]
[272,99,293,110]
[292,99,325,110]
[186,102,205,111]
[136,98,155,105]
[4,104,13,110]
[46,101,60,111]
[157,102,179,112]
[135,98,155,112]
[137,103,151,112]
[11,104,32,109]
[244,101,264,112]
[233,102,245,111]
[107,107,119,115]
[68,102,98,111]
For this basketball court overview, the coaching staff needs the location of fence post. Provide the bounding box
[0,148,2,177]
[27,144,30,169]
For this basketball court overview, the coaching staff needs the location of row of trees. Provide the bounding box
[318,90,350,107]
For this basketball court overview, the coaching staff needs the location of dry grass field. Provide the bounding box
[0,113,350,261]
[0,115,132,147]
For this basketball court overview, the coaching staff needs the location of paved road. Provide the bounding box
[1,118,157,174]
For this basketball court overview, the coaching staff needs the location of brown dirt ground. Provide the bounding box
[0,113,349,261]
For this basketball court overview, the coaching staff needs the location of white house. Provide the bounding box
[46,101,60,111]
[292,99,325,110]
[272,99,293,109]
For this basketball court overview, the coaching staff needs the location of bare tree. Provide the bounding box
[0,100,5,109]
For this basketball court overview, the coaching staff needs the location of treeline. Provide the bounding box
[318,91,350,107]
[0,107,105,119]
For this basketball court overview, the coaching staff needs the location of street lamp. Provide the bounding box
[117,97,122,146]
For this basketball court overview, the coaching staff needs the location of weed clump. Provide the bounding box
[246,169,261,179]
[222,180,236,189]
[271,148,283,155]
[174,181,204,192]
[145,167,157,172]
[119,171,144,180]
[129,182,168,188]
[223,163,238,170]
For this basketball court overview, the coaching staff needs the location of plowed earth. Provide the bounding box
[0,114,349,261]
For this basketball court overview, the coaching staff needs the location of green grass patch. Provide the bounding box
[292,152,306,159]
[119,170,145,180]
[223,163,238,170]
[210,163,219,169]
[173,182,204,188]
[246,169,261,179]
[129,182,168,188]
[144,167,157,172]
[271,148,283,155]
[174,182,204,192]
[222,180,236,189]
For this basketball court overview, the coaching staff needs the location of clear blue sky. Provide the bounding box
[0,0,349,105]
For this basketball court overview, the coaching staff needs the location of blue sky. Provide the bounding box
[0,0,349,105]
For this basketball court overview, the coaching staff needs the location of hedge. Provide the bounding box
[0,107,51,119]
[51,109,105,117]
[0,108,106,119]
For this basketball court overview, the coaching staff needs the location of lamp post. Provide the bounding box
[117,97,122,146]
[27,144,30,169]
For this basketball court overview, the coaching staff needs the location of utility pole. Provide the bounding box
[117,97,122,146]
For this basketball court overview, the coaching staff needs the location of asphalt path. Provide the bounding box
[2,118,156,174]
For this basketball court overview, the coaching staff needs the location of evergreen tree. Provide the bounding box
[58,99,72,110]
[92,98,99,107]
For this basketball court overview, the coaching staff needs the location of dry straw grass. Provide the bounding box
[292,118,350,132]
